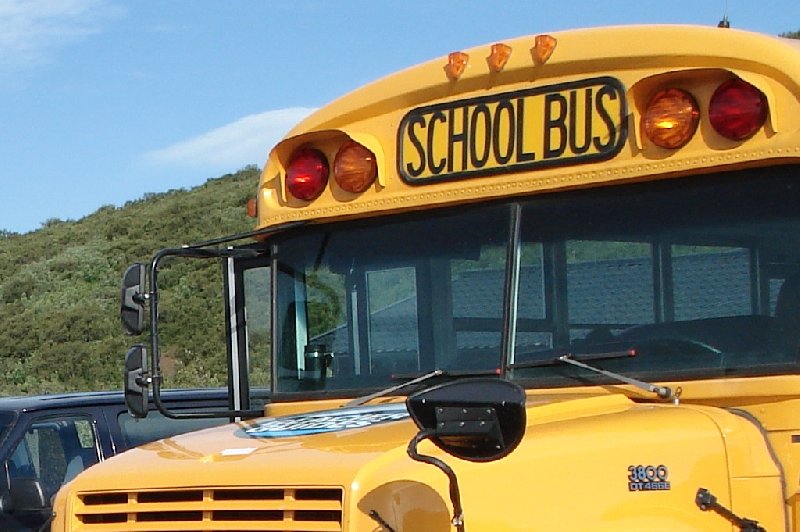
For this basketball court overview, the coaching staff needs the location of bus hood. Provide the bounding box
[60,395,783,530]
[74,402,420,489]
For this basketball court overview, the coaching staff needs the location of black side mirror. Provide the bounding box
[124,345,149,418]
[405,378,526,532]
[406,377,526,461]
[120,263,146,335]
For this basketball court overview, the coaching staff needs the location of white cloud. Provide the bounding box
[144,107,317,170]
[0,0,121,68]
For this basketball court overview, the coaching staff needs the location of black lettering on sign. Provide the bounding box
[397,76,627,184]
[470,103,491,168]
[543,92,568,159]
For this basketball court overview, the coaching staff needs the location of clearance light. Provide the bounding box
[530,34,557,65]
[709,78,767,141]
[445,51,469,80]
[487,43,512,72]
[334,140,377,193]
[246,198,257,218]
[643,88,700,149]
[286,148,329,201]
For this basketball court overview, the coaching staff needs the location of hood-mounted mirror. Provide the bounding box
[405,378,526,531]
[406,377,526,461]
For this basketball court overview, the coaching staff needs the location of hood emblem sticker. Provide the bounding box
[243,404,410,438]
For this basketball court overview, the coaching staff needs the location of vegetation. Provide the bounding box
[0,167,259,395]
[2,28,799,397]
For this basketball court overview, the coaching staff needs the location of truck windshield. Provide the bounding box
[270,165,800,394]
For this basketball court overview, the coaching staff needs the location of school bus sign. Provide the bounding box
[397,76,628,183]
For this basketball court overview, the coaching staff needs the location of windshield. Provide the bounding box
[268,165,800,394]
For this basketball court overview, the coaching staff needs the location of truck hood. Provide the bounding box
[62,394,782,530]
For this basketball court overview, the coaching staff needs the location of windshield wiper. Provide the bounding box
[344,368,498,407]
[556,355,676,401]
[345,370,444,407]
[508,348,636,369]
[508,349,677,402]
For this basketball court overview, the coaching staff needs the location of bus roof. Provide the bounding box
[282,25,800,138]
[257,25,800,230]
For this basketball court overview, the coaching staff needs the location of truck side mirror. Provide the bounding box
[406,378,527,462]
[120,263,146,335]
[124,345,149,418]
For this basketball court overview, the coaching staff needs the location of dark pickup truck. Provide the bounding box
[0,388,234,531]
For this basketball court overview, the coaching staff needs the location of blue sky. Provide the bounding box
[1,1,798,234]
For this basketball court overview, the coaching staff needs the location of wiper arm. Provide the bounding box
[345,369,445,407]
[508,348,677,402]
[556,354,677,402]
[344,368,498,408]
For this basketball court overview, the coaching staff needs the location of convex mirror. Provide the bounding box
[406,378,526,462]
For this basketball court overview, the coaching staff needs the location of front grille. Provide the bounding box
[72,486,343,531]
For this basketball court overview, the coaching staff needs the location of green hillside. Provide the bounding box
[0,167,259,395]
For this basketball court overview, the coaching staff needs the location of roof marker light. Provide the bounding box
[246,198,257,218]
[709,78,767,141]
[487,43,512,72]
[445,51,469,81]
[530,34,557,65]
[334,140,377,193]
[286,148,329,201]
[642,88,700,149]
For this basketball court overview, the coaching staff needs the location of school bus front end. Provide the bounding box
[53,392,784,530]
[54,25,800,530]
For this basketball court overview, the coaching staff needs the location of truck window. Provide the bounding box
[8,416,98,498]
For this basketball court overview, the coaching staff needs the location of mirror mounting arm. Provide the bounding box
[407,430,466,532]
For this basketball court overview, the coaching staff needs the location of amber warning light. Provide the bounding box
[334,140,378,193]
[643,89,700,149]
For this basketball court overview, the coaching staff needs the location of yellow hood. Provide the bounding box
[57,394,783,531]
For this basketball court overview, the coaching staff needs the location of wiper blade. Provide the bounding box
[508,348,636,369]
[344,368,498,408]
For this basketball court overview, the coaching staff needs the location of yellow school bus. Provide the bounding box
[52,24,800,530]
